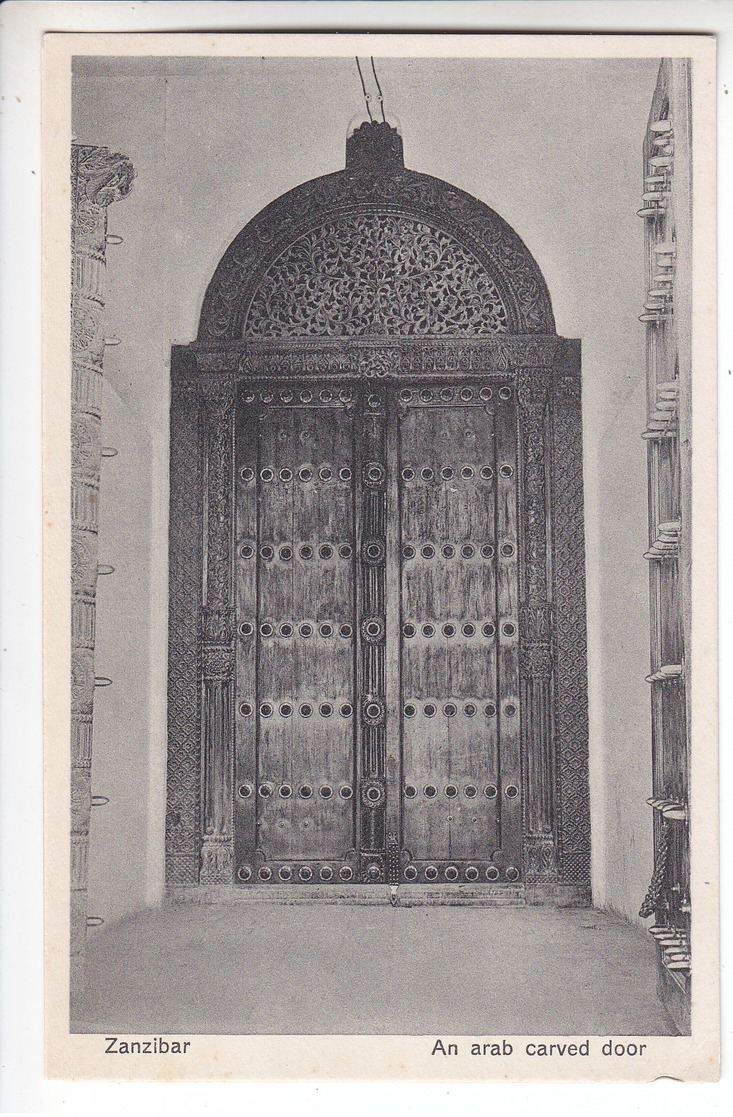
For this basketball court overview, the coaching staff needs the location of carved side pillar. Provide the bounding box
[518,368,559,882]
[166,362,203,886]
[550,352,590,887]
[200,377,236,884]
[70,144,134,1009]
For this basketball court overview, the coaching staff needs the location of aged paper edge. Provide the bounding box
[42,30,719,1083]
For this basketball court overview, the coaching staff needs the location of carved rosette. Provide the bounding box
[200,379,236,884]
[518,368,558,881]
[70,143,133,1004]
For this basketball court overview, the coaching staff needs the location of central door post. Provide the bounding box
[356,375,389,881]
[384,378,403,884]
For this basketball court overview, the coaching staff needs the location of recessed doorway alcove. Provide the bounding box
[166,120,589,904]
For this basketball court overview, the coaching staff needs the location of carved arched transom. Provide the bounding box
[198,129,555,341]
[245,213,509,337]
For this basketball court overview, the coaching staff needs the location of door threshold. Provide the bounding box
[166,882,590,908]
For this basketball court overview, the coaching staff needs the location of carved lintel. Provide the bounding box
[524,833,559,883]
[181,337,568,381]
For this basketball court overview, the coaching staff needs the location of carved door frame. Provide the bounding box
[166,335,590,903]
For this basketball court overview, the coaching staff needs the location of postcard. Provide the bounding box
[40,28,718,1082]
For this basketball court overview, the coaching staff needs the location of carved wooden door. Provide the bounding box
[234,384,360,884]
[397,382,522,884]
[233,370,522,887]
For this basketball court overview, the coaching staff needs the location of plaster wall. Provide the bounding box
[73,55,660,930]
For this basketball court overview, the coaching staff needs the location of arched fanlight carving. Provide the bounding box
[198,122,555,341]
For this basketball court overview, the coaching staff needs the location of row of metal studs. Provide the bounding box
[236,864,520,883]
[239,543,353,561]
[240,542,514,562]
[402,542,513,560]
[240,385,514,408]
[401,464,511,482]
[238,701,353,718]
[237,864,355,882]
[403,621,516,639]
[404,783,519,799]
[241,465,354,484]
[241,622,515,640]
[406,865,519,882]
[237,782,353,800]
[398,385,512,404]
[239,621,354,639]
[241,385,513,407]
[403,700,517,718]
[241,464,513,484]
[243,388,355,405]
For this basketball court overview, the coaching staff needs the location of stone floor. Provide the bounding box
[75,901,676,1036]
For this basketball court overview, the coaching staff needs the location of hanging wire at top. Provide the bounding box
[355,57,387,123]
[370,57,386,122]
[355,57,374,122]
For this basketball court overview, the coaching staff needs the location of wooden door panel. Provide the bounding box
[235,376,524,885]
[494,392,522,872]
[257,404,355,863]
[234,396,259,878]
[399,390,516,877]
[235,393,358,880]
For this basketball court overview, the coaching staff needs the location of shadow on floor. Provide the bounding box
[75,902,677,1036]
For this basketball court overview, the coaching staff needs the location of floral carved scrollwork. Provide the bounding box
[77,146,136,207]
[518,370,551,603]
[202,645,234,681]
[359,349,396,378]
[245,214,509,337]
[203,382,235,615]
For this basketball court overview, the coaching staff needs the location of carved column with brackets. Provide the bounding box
[70,144,134,1010]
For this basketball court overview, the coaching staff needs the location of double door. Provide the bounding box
[233,376,522,885]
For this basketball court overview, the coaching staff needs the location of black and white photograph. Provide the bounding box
[34,25,719,1083]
